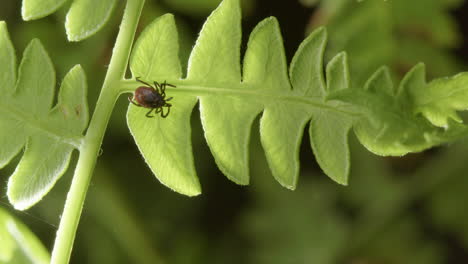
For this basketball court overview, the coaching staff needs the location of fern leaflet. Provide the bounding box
[0,22,89,210]
[126,0,468,195]
[22,0,117,41]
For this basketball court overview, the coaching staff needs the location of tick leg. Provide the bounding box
[153,81,162,92]
[128,95,141,106]
[164,81,176,88]
[160,81,175,97]
[155,107,162,113]
[159,81,166,96]
[146,108,155,118]
[151,81,164,96]
[136,77,153,88]
[165,97,173,102]
[161,106,171,118]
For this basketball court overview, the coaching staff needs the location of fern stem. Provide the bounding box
[50,0,145,263]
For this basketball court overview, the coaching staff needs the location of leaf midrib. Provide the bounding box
[120,81,360,117]
[0,101,82,148]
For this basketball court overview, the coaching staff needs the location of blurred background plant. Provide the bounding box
[1,0,468,263]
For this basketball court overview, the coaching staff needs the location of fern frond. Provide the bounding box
[21,0,117,41]
[0,22,89,210]
[329,64,468,156]
[126,0,468,196]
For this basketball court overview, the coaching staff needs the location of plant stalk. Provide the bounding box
[50,0,145,263]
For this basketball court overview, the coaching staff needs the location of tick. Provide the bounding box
[128,77,176,118]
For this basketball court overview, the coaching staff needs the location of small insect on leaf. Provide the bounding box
[128,77,176,118]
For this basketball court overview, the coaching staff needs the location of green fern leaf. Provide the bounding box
[0,22,89,210]
[21,0,117,41]
[127,0,468,195]
[22,0,67,20]
[329,64,468,156]
[127,0,355,195]
[0,207,50,264]
[127,14,201,196]
[408,64,468,128]
[289,30,353,185]
[66,0,118,41]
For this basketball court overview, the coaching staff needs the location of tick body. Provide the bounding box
[129,77,176,118]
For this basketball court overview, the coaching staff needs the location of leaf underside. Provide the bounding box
[0,207,50,264]
[21,0,117,41]
[0,22,89,210]
[127,0,468,196]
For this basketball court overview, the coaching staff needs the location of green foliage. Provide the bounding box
[242,180,348,264]
[161,0,224,17]
[128,14,201,196]
[410,68,468,127]
[3,0,468,262]
[0,22,88,210]
[127,0,468,196]
[0,207,50,264]
[359,217,445,264]
[127,0,354,195]
[22,0,67,20]
[21,0,117,41]
[425,148,468,250]
[311,0,463,87]
[65,0,118,41]
[161,0,255,18]
[329,64,468,156]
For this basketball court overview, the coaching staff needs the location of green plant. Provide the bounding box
[0,207,50,264]
[1,0,468,263]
